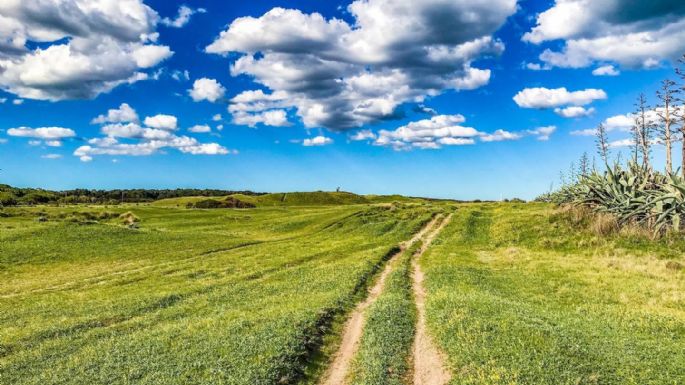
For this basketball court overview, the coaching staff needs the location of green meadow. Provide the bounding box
[1,196,683,384]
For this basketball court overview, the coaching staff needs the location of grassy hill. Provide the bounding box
[152,191,435,208]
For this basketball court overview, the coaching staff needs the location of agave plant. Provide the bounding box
[539,161,685,236]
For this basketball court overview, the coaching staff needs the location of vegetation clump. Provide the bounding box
[119,211,140,228]
[186,197,256,209]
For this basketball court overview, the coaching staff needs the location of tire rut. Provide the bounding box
[319,214,442,385]
[411,213,453,385]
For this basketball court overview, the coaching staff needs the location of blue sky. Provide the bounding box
[0,0,683,200]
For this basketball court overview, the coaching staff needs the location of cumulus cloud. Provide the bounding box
[592,65,620,76]
[41,153,62,159]
[526,126,557,141]
[513,87,607,109]
[374,114,557,150]
[161,5,206,28]
[349,129,376,141]
[480,129,522,142]
[554,106,595,118]
[7,126,76,139]
[78,105,234,161]
[188,78,226,102]
[212,114,222,122]
[144,114,178,130]
[188,124,211,133]
[524,0,685,69]
[206,1,517,130]
[231,109,291,128]
[12,99,23,105]
[92,103,139,124]
[303,136,333,146]
[0,0,173,100]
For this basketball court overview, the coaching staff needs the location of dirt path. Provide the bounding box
[319,215,442,385]
[412,213,453,385]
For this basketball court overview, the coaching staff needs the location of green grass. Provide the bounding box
[3,200,684,384]
[421,203,685,385]
[0,203,433,384]
[152,191,432,208]
[350,240,422,385]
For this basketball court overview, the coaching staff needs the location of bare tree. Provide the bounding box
[578,152,590,178]
[595,122,610,168]
[676,54,685,178]
[630,116,640,165]
[634,93,653,170]
[656,79,677,174]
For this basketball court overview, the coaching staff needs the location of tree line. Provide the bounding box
[0,184,263,206]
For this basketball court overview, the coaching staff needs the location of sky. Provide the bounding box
[1,0,684,200]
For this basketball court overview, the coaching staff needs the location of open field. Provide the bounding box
[422,203,685,385]
[0,202,435,384]
[1,199,684,384]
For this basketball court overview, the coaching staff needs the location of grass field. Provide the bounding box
[422,203,685,385]
[0,202,434,384]
[2,199,683,384]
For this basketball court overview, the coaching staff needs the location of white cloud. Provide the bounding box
[524,1,685,69]
[375,114,486,150]
[0,0,173,101]
[480,129,522,142]
[171,70,190,81]
[161,6,206,28]
[525,62,551,71]
[303,136,333,146]
[609,138,635,148]
[375,114,556,150]
[526,126,557,141]
[0,98,6,103]
[189,78,226,102]
[349,129,376,141]
[7,126,76,139]
[212,114,222,122]
[12,99,23,105]
[45,140,62,147]
[74,135,232,161]
[232,109,290,128]
[207,1,517,130]
[554,106,595,118]
[0,138,7,144]
[144,114,178,130]
[513,87,607,109]
[570,128,597,136]
[41,153,62,159]
[592,65,620,76]
[216,124,224,131]
[188,124,211,133]
[92,103,139,124]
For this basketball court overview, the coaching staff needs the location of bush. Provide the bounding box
[0,192,17,206]
[119,212,140,228]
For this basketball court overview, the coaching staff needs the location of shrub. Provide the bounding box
[119,211,140,228]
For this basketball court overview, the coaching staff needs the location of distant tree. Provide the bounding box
[634,93,654,170]
[656,79,678,174]
[595,122,610,168]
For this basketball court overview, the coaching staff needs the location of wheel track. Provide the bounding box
[319,214,443,385]
[411,213,453,385]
